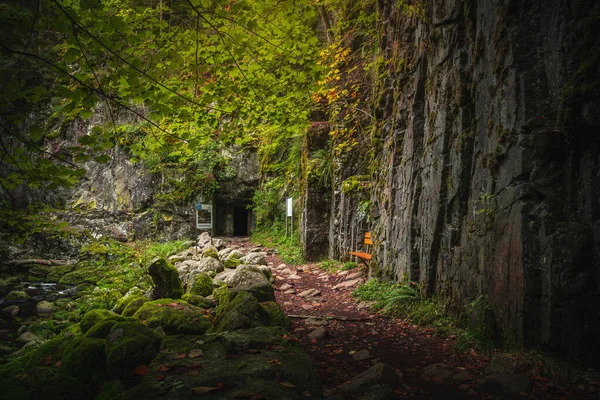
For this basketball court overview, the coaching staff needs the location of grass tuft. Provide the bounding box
[251,222,305,265]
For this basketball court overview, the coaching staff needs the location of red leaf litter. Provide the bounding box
[225,237,600,400]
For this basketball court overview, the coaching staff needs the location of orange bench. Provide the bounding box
[349,232,372,264]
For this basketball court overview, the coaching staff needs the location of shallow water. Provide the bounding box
[0,281,76,344]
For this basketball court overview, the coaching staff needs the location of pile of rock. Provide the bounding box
[163,232,275,305]
[0,233,321,400]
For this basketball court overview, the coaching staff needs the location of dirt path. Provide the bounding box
[232,238,597,399]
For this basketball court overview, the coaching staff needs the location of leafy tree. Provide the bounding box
[0,0,321,239]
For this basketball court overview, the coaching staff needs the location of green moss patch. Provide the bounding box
[80,309,117,334]
[189,273,213,297]
[262,301,292,329]
[105,321,161,378]
[133,299,212,335]
[148,258,184,299]
[61,337,108,385]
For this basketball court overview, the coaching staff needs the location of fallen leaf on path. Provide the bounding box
[156,375,167,382]
[174,353,186,359]
[134,365,150,376]
[157,365,171,372]
[279,381,296,388]
[54,361,61,368]
[267,359,281,365]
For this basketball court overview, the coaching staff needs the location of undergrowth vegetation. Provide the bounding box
[22,238,191,344]
[353,279,495,353]
[250,221,305,265]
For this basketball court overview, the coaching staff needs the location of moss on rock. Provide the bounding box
[212,285,235,308]
[6,291,31,301]
[105,321,161,378]
[113,287,145,314]
[262,301,292,328]
[212,291,270,333]
[46,264,76,282]
[121,297,150,317]
[133,299,212,335]
[189,273,213,297]
[203,246,219,260]
[181,294,212,308]
[148,258,183,299]
[224,256,240,269]
[80,309,116,334]
[61,336,108,385]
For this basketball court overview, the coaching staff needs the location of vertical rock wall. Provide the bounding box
[318,0,600,362]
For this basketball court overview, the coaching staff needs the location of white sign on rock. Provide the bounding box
[286,197,293,217]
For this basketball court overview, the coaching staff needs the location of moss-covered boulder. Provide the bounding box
[46,264,76,282]
[113,287,145,314]
[61,336,108,385]
[224,256,240,269]
[227,265,275,302]
[0,366,85,400]
[0,335,84,400]
[212,291,270,333]
[212,285,235,306]
[203,246,219,260]
[105,321,161,378]
[262,301,292,328]
[189,273,213,297]
[122,297,150,317]
[6,290,31,301]
[148,258,184,300]
[239,252,267,266]
[59,263,106,287]
[85,316,127,339]
[80,309,117,334]
[133,299,212,335]
[197,257,223,273]
[120,327,321,400]
[181,294,212,308]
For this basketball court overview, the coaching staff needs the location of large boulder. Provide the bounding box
[80,309,117,334]
[212,291,270,332]
[112,287,145,314]
[148,258,184,300]
[133,299,212,335]
[239,252,267,266]
[213,269,236,286]
[5,291,31,301]
[198,257,223,274]
[189,273,213,297]
[217,247,233,259]
[61,336,108,385]
[227,265,275,302]
[105,321,161,378]
[120,327,321,400]
[197,232,212,248]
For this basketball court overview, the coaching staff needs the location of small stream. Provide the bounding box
[0,282,76,342]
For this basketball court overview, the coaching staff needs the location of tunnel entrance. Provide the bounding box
[233,206,249,236]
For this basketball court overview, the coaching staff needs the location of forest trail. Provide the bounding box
[230,238,598,400]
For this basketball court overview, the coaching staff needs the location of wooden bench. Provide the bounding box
[349,232,372,264]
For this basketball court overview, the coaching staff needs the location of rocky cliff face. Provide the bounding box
[317,0,599,363]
